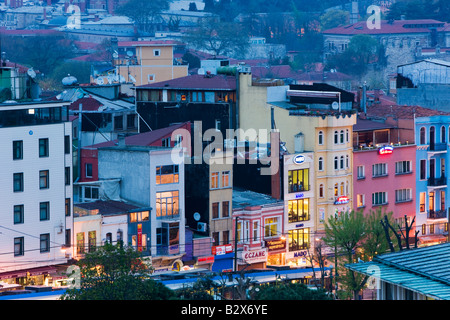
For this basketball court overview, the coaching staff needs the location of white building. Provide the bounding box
[0,101,73,280]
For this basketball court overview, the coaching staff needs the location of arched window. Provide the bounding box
[346,155,349,168]
[441,126,446,143]
[346,129,349,142]
[334,156,339,170]
[334,131,339,144]
[430,126,435,148]
[318,131,324,145]
[340,155,344,169]
[318,157,324,171]
[420,127,426,145]
[340,182,345,196]
[340,130,344,144]
[334,183,338,197]
[319,184,324,198]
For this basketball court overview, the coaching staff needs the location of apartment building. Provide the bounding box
[0,101,73,284]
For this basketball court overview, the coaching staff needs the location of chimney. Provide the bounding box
[117,133,126,147]
[294,132,304,153]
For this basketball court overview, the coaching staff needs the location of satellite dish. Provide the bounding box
[95,77,104,85]
[193,212,201,221]
[126,50,133,57]
[27,68,36,79]
[112,51,119,59]
[197,68,205,75]
[331,101,339,110]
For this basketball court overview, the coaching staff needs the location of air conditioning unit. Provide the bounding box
[197,222,207,232]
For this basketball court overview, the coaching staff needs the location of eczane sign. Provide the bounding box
[242,248,268,264]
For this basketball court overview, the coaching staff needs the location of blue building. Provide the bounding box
[415,115,450,246]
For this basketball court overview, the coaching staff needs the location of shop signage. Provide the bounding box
[137,224,142,252]
[295,223,304,228]
[197,256,215,264]
[212,244,233,255]
[242,248,267,264]
[265,239,286,251]
[378,146,394,155]
[334,196,350,205]
[293,250,308,258]
[293,154,306,164]
[295,193,304,199]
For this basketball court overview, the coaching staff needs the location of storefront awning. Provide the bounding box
[0,266,56,280]
[419,235,448,244]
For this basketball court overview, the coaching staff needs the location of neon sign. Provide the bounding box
[378,146,394,155]
[334,196,350,205]
[293,154,305,164]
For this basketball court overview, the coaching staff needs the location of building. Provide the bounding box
[116,40,188,87]
[414,115,450,246]
[352,117,416,235]
[232,188,285,271]
[0,101,73,284]
[347,242,450,300]
[96,144,186,272]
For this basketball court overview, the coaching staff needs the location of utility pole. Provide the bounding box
[234,216,238,272]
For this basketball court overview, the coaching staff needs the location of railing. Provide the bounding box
[288,184,310,193]
[428,209,447,219]
[429,143,447,152]
[427,176,447,187]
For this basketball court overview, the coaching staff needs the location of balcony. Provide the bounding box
[428,143,447,153]
[428,209,447,219]
[427,176,447,187]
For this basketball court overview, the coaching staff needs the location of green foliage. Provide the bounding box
[386,0,450,22]
[115,0,169,33]
[60,244,175,300]
[253,282,332,300]
[319,9,349,31]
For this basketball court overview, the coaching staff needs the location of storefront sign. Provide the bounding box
[293,154,306,164]
[242,248,267,264]
[137,224,142,252]
[265,239,286,251]
[334,196,350,205]
[212,244,233,255]
[295,193,304,199]
[197,256,215,264]
[293,250,308,258]
[378,146,394,155]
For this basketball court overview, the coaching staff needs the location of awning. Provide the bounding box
[0,266,56,280]
[419,235,448,244]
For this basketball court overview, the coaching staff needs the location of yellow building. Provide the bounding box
[237,69,357,234]
[116,40,188,86]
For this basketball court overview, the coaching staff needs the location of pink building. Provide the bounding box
[353,118,416,234]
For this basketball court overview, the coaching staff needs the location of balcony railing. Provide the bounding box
[429,143,447,152]
[428,209,447,219]
[288,184,310,193]
[427,176,447,187]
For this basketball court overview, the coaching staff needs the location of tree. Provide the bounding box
[115,0,169,34]
[183,18,250,58]
[60,244,174,300]
[319,9,349,31]
[252,282,332,300]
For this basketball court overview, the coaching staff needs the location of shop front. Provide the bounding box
[265,238,287,266]
[237,247,268,271]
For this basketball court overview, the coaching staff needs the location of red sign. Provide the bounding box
[137,224,142,252]
[378,146,394,155]
[198,256,215,264]
[212,244,233,255]
[334,196,350,205]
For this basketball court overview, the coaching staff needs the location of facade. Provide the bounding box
[97,145,186,271]
[0,101,73,282]
[414,116,450,246]
[353,118,417,233]
[116,40,188,87]
[232,188,285,271]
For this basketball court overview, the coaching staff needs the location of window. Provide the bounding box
[357,194,365,208]
[156,191,179,219]
[288,228,310,251]
[422,224,426,235]
[212,202,219,219]
[372,192,387,205]
[211,172,219,189]
[156,165,179,184]
[39,138,49,157]
[85,163,93,178]
[65,167,71,185]
[13,140,23,160]
[13,173,24,192]
[65,198,71,217]
[40,202,50,221]
[129,211,149,223]
[84,186,99,201]
[192,91,204,102]
[442,126,446,143]
[153,49,160,56]
[77,232,85,254]
[221,171,230,188]
[419,192,426,212]
[395,189,412,203]
[264,217,279,237]
[105,232,112,244]
[420,159,427,180]
[318,131,324,145]
[372,163,387,177]
[334,156,338,170]
[357,165,365,179]
[40,234,50,253]
[14,237,24,256]
[340,156,344,169]
[14,205,24,224]
[114,115,123,130]
[64,135,71,154]
[334,131,338,144]
[39,170,49,189]
[319,184,324,198]
[66,229,71,247]
[252,221,260,242]
[212,232,220,246]
[161,137,171,147]
[222,201,230,218]
[147,74,155,82]
[340,130,344,144]
[420,127,426,144]
[288,199,309,223]
[88,231,96,253]
[395,161,412,174]
[346,129,349,142]
[288,169,309,193]
[127,114,136,129]
[318,157,324,171]
[346,155,349,168]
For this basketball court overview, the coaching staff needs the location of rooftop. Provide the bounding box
[323,19,447,36]
[135,74,237,91]
[74,200,146,217]
[233,187,282,209]
[366,104,450,119]
[346,242,450,300]
[353,118,396,132]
